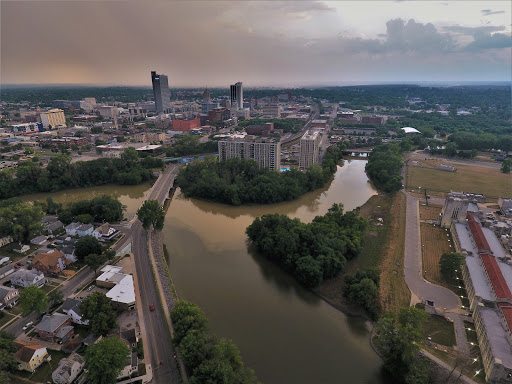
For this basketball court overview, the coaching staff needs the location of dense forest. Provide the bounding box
[164,135,218,157]
[0,148,162,199]
[171,301,258,384]
[176,144,343,205]
[365,143,404,193]
[246,204,367,288]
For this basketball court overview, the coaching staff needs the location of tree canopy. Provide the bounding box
[19,286,48,315]
[0,198,44,243]
[137,200,165,231]
[365,143,403,193]
[85,337,130,384]
[75,236,103,261]
[171,301,258,384]
[0,331,16,383]
[246,203,367,288]
[344,268,380,318]
[439,252,465,281]
[79,292,118,336]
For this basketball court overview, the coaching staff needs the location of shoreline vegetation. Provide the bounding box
[176,143,346,206]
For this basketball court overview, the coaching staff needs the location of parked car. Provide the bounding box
[22,322,33,331]
[13,265,20,269]
[87,285,94,292]
[149,304,155,311]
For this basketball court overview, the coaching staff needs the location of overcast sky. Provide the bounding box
[1,1,511,87]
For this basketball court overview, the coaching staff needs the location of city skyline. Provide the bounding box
[1,1,511,86]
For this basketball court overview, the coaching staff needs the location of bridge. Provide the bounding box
[342,148,374,156]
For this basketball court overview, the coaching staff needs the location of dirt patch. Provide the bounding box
[419,204,443,222]
[62,270,75,277]
[421,223,454,290]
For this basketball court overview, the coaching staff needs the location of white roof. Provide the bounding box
[106,274,135,304]
[465,256,495,302]
[482,227,506,258]
[401,127,421,134]
[97,265,123,282]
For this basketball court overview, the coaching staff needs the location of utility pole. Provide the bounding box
[424,188,429,207]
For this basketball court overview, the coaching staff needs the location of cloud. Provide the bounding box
[464,32,512,51]
[481,9,506,16]
[443,25,506,35]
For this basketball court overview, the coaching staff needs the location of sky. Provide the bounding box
[1,0,511,87]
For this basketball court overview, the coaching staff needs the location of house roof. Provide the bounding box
[31,236,47,244]
[77,224,93,232]
[14,341,45,363]
[36,313,69,333]
[62,298,81,313]
[48,221,64,231]
[55,325,74,339]
[65,222,82,230]
[0,286,17,301]
[11,269,44,284]
[121,328,137,345]
[32,250,69,268]
[53,352,84,381]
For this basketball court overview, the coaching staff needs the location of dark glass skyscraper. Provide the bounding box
[230,82,243,110]
[151,71,170,113]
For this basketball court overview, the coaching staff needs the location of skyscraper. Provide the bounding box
[151,71,170,114]
[299,130,321,170]
[230,82,243,110]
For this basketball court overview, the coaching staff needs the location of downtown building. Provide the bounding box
[447,201,512,383]
[230,82,243,110]
[40,109,66,129]
[299,130,321,170]
[151,71,171,114]
[218,135,280,171]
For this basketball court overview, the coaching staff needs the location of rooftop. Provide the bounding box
[401,127,421,134]
[106,274,135,305]
[479,306,512,368]
[465,256,495,301]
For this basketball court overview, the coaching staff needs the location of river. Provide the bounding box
[163,159,387,384]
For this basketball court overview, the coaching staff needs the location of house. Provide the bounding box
[76,223,94,237]
[14,341,50,372]
[0,286,19,308]
[61,246,77,263]
[97,265,136,310]
[32,250,71,276]
[0,236,13,247]
[13,243,30,253]
[61,335,84,354]
[42,216,58,225]
[117,352,138,380]
[47,220,64,235]
[36,313,74,343]
[65,222,82,236]
[0,263,14,279]
[92,223,120,242]
[83,333,102,346]
[62,298,89,325]
[30,235,47,245]
[52,352,84,383]
[10,269,46,288]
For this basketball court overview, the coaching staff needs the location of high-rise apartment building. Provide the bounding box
[40,109,66,129]
[299,130,321,170]
[230,82,243,110]
[151,71,171,114]
[218,136,280,171]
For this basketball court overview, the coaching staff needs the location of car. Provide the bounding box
[149,304,155,311]
[87,285,94,292]
[22,322,33,331]
[17,262,24,266]
[13,265,20,269]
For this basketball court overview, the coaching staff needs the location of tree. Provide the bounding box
[46,197,62,215]
[58,209,74,225]
[19,286,48,315]
[75,213,94,224]
[79,292,118,336]
[85,253,107,276]
[0,200,44,243]
[171,301,209,345]
[345,277,378,311]
[75,235,102,261]
[439,252,465,281]
[48,289,64,307]
[501,158,511,174]
[137,200,165,231]
[85,337,130,384]
[374,307,429,380]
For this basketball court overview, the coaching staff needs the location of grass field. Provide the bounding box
[315,192,410,316]
[0,312,15,329]
[424,314,456,347]
[421,223,454,288]
[406,159,511,200]
[419,204,443,221]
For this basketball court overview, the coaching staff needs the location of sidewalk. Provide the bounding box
[421,349,480,384]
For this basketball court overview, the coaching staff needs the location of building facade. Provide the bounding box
[151,71,171,113]
[40,109,66,129]
[218,136,280,171]
[230,82,243,110]
[262,104,281,118]
[299,130,321,170]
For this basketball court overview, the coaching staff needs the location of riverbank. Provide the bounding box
[314,192,410,319]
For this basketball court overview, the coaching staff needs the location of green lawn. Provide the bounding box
[424,314,456,347]
[0,243,40,259]
[0,312,16,328]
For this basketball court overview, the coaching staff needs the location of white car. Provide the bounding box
[22,322,33,331]
[87,285,94,291]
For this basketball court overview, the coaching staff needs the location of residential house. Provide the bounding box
[36,313,74,343]
[14,341,50,372]
[76,223,94,237]
[62,298,89,326]
[61,246,77,263]
[92,223,119,242]
[121,328,138,348]
[42,216,58,225]
[47,220,64,235]
[0,236,13,247]
[13,243,30,253]
[65,222,82,236]
[61,335,84,354]
[10,269,46,288]
[52,353,84,384]
[117,351,138,380]
[0,263,14,279]
[32,250,71,276]
[83,333,102,346]
[30,236,47,246]
[0,286,19,308]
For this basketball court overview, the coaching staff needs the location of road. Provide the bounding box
[127,163,180,383]
[408,151,501,170]
[280,104,320,147]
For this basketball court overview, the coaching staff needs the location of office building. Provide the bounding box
[218,135,280,171]
[40,109,66,129]
[299,130,321,170]
[263,104,281,118]
[230,82,243,110]
[97,106,118,119]
[202,88,211,102]
[151,71,171,114]
[201,101,220,114]
[10,123,42,134]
